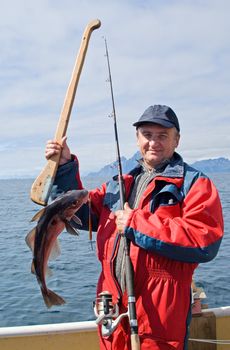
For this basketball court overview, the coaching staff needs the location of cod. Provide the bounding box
[26,189,88,308]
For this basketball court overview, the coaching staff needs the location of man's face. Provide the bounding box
[136,124,180,169]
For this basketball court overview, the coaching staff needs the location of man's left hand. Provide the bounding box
[115,202,133,233]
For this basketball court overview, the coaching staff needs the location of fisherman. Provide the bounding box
[45,104,224,350]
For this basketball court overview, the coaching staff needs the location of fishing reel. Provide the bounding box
[94,291,128,337]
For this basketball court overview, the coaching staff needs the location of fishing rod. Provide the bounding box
[104,37,140,350]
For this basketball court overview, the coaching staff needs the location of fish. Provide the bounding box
[25,189,88,308]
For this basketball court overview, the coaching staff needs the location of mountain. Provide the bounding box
[190,157,230,173]
[84,155,230,182]
[84,152,141,181]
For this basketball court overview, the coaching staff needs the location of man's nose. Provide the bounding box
[149,138,159,146]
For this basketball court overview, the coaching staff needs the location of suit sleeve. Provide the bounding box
[124,177,224,263]
[51,155,83,198]
[51,155,106,232]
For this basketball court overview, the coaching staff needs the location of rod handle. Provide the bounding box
[131,333,140,350]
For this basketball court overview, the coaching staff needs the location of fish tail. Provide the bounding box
[41,287,66,308]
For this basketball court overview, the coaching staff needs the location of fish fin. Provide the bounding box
[65,221,80,236]
[41,288,66,308]
[46,266,53,278]
[31,261,36,274]
[25,227,36,251]
[49,239,61,260]
[70,215,82,226]
[31,207,47,222]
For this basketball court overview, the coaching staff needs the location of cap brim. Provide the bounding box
[133,118,175,128]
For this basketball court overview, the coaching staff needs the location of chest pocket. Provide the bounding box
[151,183,184,212]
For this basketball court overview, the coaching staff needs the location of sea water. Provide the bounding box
[0,175,229,327]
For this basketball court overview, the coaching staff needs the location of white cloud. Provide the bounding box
[0,0,229,177]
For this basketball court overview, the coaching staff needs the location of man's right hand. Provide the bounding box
[45,136,72,165]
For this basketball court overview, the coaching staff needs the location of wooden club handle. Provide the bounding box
[30,19,101,206]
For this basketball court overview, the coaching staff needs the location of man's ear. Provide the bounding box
[136,130,140,147]
[175,133,180,148]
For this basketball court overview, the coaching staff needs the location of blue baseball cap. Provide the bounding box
[133,105,180,132]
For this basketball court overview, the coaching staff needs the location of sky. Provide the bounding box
[0,0,229,178]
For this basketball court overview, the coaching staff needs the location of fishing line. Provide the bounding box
[189,338,230,344]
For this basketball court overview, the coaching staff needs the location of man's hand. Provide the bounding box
[45,136,71,165]
[115,202,133,233]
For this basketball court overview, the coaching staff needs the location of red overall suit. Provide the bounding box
[52,152,224,350]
